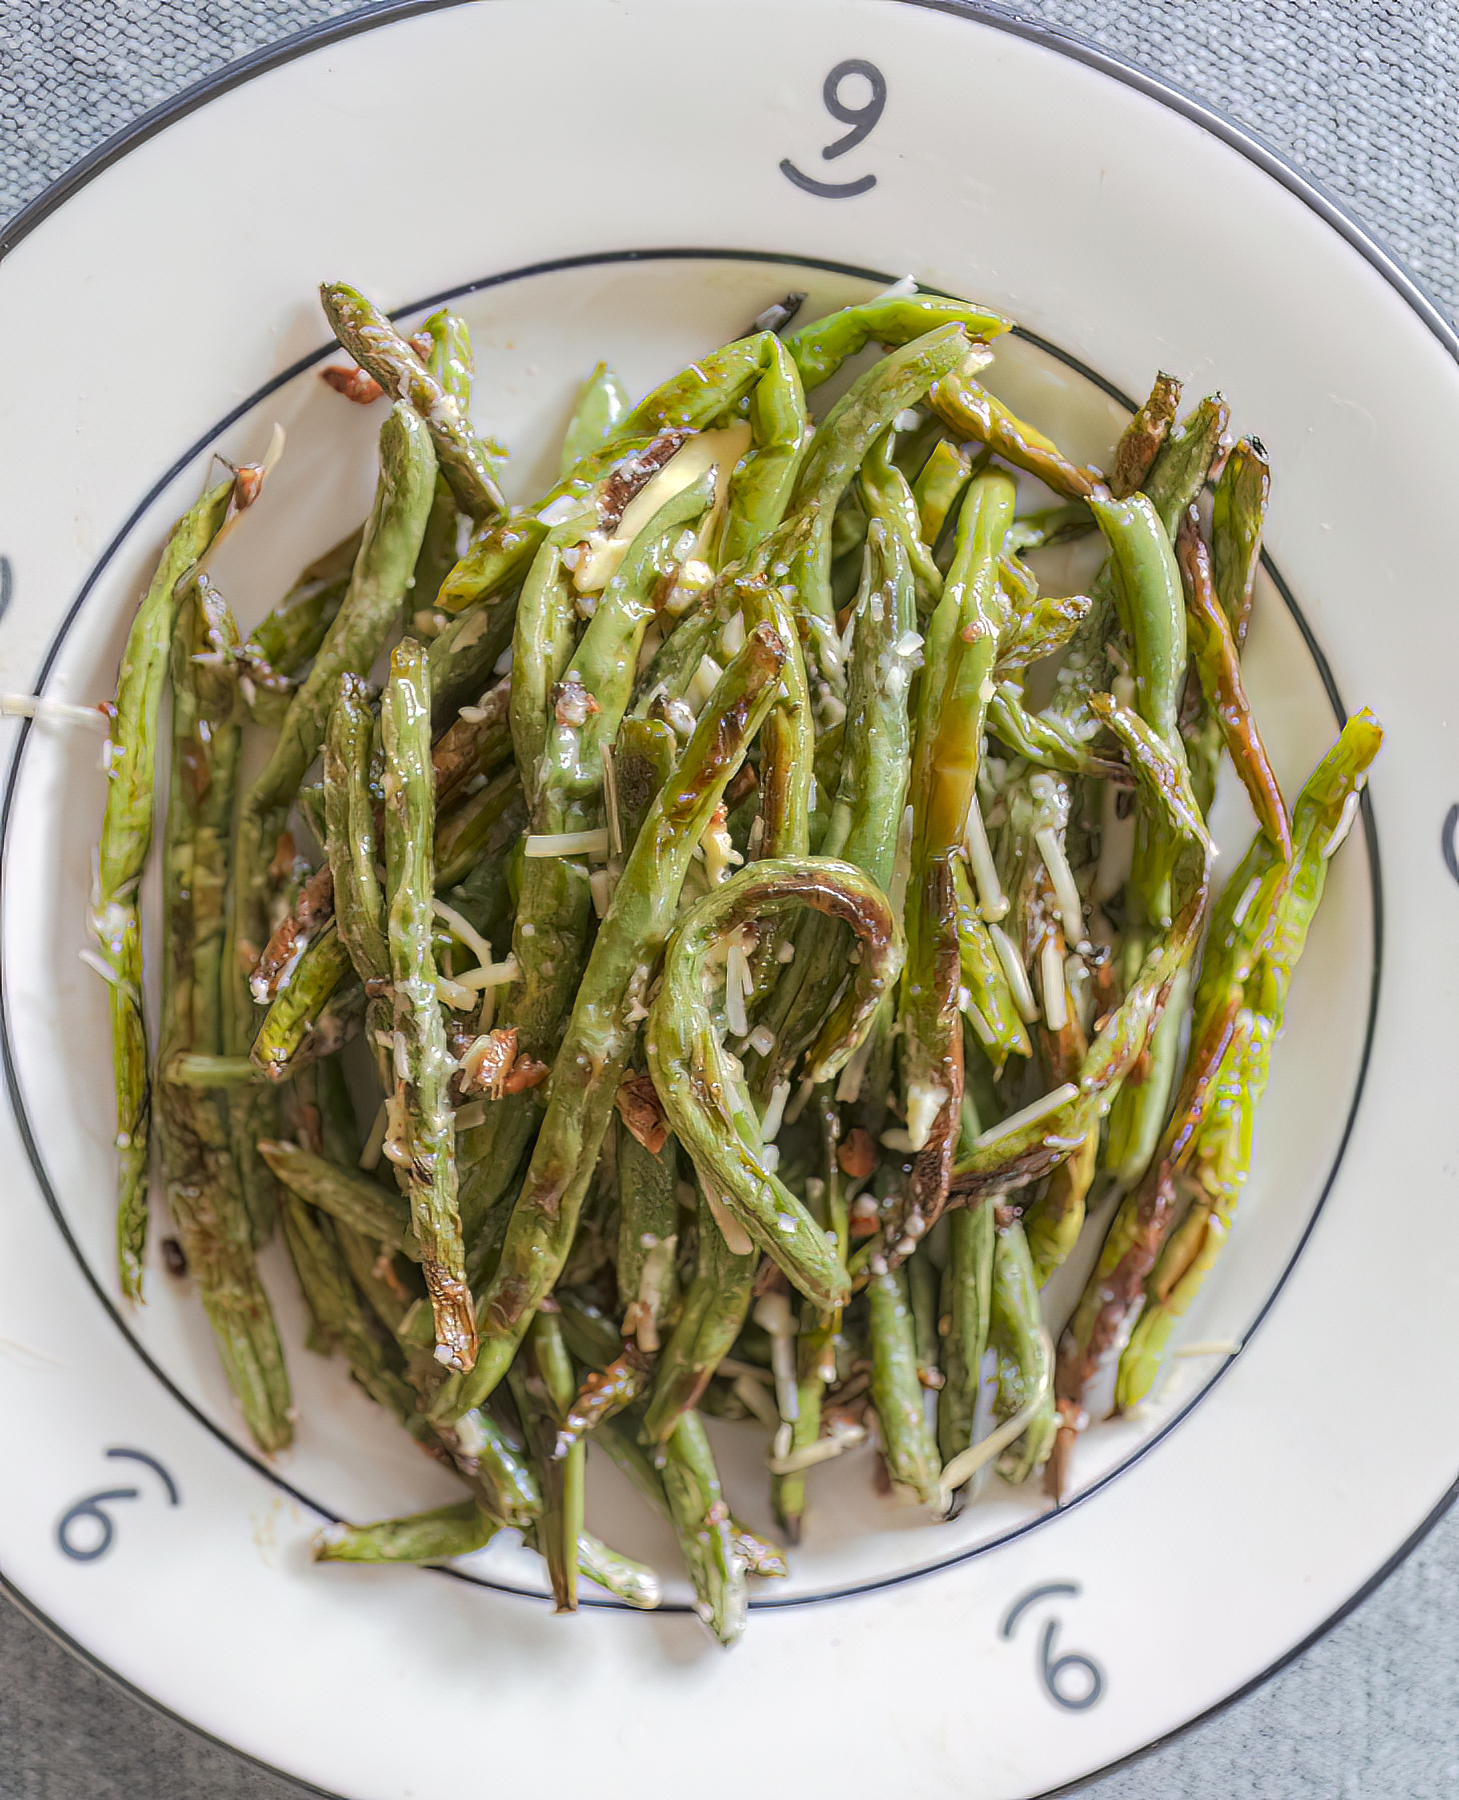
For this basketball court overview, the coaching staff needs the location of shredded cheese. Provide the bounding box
[965,795,1009,922]
[990,923,1040,1023]
[524,828,610,859]
[973,1083,1079,1151]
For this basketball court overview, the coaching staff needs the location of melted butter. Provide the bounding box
[574,423,753,593]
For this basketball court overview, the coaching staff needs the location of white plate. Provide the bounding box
[0,3,1453,1795]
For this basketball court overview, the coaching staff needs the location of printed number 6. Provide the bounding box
[55,1449,181,1563]
[56,1489,139,1562]
[780,60,886,198]
[1038,1615,1104,1711]
[1001,1582,1106,1713]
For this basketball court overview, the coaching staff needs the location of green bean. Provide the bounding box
[1141,395,1230,538]
[988,1214,1055,1484]
[155,577,292,1449]
[641,1185,755,1444]
[909,1240,940,1387]
[427,595,519,726]
[509,540,579,808]
[432,765,523,891]
[444,623,789,1416]
[782,293,1010,389]
[912,438,972,551]
[604,1401,780,1578]
[740,577,814,885]
[277,1175,420,1433]
[1109,711,1380,1411]
[719,333,808,566]
[382,637,473,1370]
[453,543,587,1233]
[951,858,1030,1073]
[1211,436,1271,649]
[94,474,241,1295]
[859,426,942,603]
[770,1096,844,1541]
[661,1410,747,1646]
[1087,493,1188,765]
[421,305,473,402]
[576,1531,663,1609]
[249,924,357,1080]
[226,405,435,1107]
[928,371,1104,499]
[868,1264,939,1504]
[1091,695,1213,855]
[412,305,467,614]
[508,1311,585,1611]
[560,362,630,476]
[1109,371,1182,500]
[997,593,1094,676]
[937,1202,995,1483]
[437,1405,542,1531]
[910,473,1017,860]
[313,1492,654,1600]
[436,435,657,616]
[320,674,391,1085]
[751,516,914,1091]
[322,674,388,984]
[1176,508,1291,853]
[258,1139,414,1252]
[607,336,781,444]
[1111,1011,1262,1404]
[320,283,504,520]
[1023,1127,1099,1285]
[648,860,899,1305]
[314,1499,496,1564]
[1005,503,1094,554]
[825,522,917,889]
[614,1110,680,1347]
[1088,489,1200,1186]
[897,472,1017,1234]
[775,322,974,648]
[986,683,1127,781]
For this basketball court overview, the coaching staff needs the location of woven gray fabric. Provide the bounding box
[1,3,1457,1797]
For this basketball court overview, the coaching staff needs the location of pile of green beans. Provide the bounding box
[91,278,1379,1644]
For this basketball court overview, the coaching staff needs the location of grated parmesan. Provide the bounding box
[973,1083,1078,1151]
[524,827,610,859]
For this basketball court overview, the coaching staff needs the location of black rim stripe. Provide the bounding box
[0,244,1378,1617]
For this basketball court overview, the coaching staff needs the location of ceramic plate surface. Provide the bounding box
[0,3,1454,1796]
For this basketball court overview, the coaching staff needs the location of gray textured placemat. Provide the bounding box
[1,4,1456,1796]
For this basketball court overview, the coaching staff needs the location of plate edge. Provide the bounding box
[0,2,1446,1795]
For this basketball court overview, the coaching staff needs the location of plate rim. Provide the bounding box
[0,2,1449,1795]
[2,0,1455,373]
